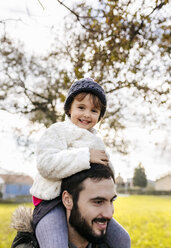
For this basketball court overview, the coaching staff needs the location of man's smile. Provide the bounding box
[93,218,109,231]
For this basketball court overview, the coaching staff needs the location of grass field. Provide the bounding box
[114,195,171,248]
[1,195,171,248]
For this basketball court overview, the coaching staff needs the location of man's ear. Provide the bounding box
[62,190,73,210]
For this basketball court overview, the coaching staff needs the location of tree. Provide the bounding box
[0,0,170,154]
[133,163,147,187]
[0,35,70,127]
[56,0,170,88]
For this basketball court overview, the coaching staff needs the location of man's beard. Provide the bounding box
[69,203,109,244]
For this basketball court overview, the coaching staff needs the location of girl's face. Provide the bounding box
[69,94,101,130]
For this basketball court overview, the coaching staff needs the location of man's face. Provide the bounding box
[69,177,116,244]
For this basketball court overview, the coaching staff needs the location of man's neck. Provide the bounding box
[68,225,89,248]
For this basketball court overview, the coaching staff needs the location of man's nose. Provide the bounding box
[103,204,114,219]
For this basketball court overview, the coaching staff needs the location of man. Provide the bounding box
[61,163,120,248]
[11,164,130,248]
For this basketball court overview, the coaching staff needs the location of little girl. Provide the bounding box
[30,78,130,248]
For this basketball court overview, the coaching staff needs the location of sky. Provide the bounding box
[0,0,170,181]
[0,0,69,53]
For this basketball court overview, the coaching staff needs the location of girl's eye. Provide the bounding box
[92,109,98,113]
[78,106,84,110]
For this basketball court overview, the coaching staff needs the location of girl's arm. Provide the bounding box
[36,123,90,181]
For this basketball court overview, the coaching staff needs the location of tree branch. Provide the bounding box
[56,0,99,32]
[36,0,45,10]
[147,1,167,17]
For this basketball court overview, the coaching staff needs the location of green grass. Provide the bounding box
[1,196,171,248]
[0,202,32,248]
[114,195,171,248]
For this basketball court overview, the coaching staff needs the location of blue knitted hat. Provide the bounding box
[64,78,106,120]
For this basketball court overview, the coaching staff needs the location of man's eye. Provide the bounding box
[94,200,103,205]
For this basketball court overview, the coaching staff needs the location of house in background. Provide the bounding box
[0,173,33,199]
[125,178,134,189]
[0,177,4,197]
[146,179,155,190]
[155,174,171,191]
[115,173,125,188]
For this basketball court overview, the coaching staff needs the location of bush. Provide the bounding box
[0,195,32,204]
[117,188,171,195]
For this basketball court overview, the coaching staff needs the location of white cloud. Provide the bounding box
[0,0,68,54]
[110,126,171,181]
[0,111,39,177]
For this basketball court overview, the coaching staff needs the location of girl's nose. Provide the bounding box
[83,110,90,117]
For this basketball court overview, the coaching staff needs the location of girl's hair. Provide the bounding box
[65,92,105,121]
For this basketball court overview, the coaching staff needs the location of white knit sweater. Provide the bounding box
[30,118,114,200]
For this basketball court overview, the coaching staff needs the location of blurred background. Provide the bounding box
[0,0,170,191]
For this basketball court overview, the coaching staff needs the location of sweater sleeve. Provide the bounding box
[36,123,90,180]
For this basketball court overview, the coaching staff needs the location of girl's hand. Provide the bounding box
[89,149,109,166]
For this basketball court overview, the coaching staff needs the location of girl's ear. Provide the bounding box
[62,191,73,210]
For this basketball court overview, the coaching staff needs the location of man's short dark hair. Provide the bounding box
[61,163,115,204]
